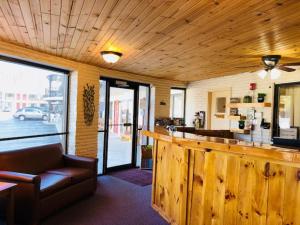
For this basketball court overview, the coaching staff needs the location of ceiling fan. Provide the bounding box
[258,55,300,79]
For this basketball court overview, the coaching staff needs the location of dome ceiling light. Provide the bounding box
[100,51,122,64]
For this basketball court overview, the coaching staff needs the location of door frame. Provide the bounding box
[207,88,231,130]
[100,76,150,174]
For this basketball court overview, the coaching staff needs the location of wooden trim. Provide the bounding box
[227,102,272,108]
[142,129,300,164]
[230,129,251,134]
[207,92,212,129]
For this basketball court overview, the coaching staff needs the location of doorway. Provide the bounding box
[208,90,231,130]
[98,78,150,174]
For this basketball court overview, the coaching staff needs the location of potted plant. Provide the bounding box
[141,145,152,159]
[239,120,245,129]
[141,145,153,170]
[257,93,266,103]
[243,95,252,103]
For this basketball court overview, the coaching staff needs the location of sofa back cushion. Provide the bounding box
[0,144,64,174]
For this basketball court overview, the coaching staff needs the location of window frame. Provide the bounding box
[170,87,186,121]
[0,55,70,152]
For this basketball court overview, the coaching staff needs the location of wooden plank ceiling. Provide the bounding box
[0,0,299,81]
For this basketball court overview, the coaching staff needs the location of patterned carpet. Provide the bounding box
[41,176,168,225]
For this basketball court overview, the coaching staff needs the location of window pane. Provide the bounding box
[170,88,185,119]
[137,86,150,167]
[97,131,104,174]
[0,135,66,152]
[0,61,68,140]
[98,80,106,130]
[138,86,149,146]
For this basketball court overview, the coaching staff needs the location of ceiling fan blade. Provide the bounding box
[281,62,300,67]
[278,65,296,72]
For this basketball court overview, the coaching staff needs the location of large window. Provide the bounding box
[0,58,69,151]
[273,82,300,147]
[170,88,186,119]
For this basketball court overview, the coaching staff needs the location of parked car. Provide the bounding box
[13,107,48,121]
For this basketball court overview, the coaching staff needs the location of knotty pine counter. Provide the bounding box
[142,128,300,225]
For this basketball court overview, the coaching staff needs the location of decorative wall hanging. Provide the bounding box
[83,84,95,126]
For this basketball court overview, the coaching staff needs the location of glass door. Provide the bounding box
[107,87,135,169]
[97,77,150,174]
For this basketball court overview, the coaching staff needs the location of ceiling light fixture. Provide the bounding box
[100,51,122,64]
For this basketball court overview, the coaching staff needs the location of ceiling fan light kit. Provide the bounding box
[258,69,268,79]
[257,55,299,80]
[100,51,122,64]
[270,68,281,80]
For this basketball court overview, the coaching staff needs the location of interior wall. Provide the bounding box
[0,40,186,158]
[186,69,300,143]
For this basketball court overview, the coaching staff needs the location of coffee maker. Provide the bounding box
[194,111,205,130]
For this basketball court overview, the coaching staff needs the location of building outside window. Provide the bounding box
[0,59,69,152]
[170,88,186,120]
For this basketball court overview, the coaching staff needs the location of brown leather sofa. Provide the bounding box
[0,144,98,225]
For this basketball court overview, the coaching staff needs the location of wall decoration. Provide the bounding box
[83,84,95,126]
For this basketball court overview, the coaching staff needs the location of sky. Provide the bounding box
[0,60,64,95]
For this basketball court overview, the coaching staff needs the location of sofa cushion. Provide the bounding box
[47,167,93,184]
[0,144,64,174]
[40,173,71,198]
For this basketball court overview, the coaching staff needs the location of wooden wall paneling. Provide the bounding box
[0,1,299,80]
[237,158,255,225]
[66,0,95,58]
[145,131,300,225]
[153,140,166,219]
[56,0,72,55]
[71,0,104,59]
[282,166,300,225]
[86,0,133,64]
[61,0,85,57]
[0,7,14,40]
[266,163,285,225]
[201,151,216,225]
[65,0,88,57]
[188,149,205,225]
[211,153,228,225]
[178,144,189,225]
[80,0,118,62]
[40,0,52,53]
[0,0,23,43]
[7,0,31,47]
[251,160,268,225]
[50,0,61,54]
[223,155,241,225]
[153,141,189,225]
[29,0,45,50]
[151,139,158,205]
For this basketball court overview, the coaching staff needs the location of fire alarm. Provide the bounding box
[250,83,256,90]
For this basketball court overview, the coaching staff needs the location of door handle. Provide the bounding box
[123,123,132,127]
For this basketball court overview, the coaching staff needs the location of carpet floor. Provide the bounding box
[108,168,153,186]
[41,176,168,225]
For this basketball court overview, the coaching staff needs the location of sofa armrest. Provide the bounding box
[0,171,40,184]
[0,171,41,224]
[63,155,98,172]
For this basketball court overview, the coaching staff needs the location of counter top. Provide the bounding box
[142,127,300,163]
